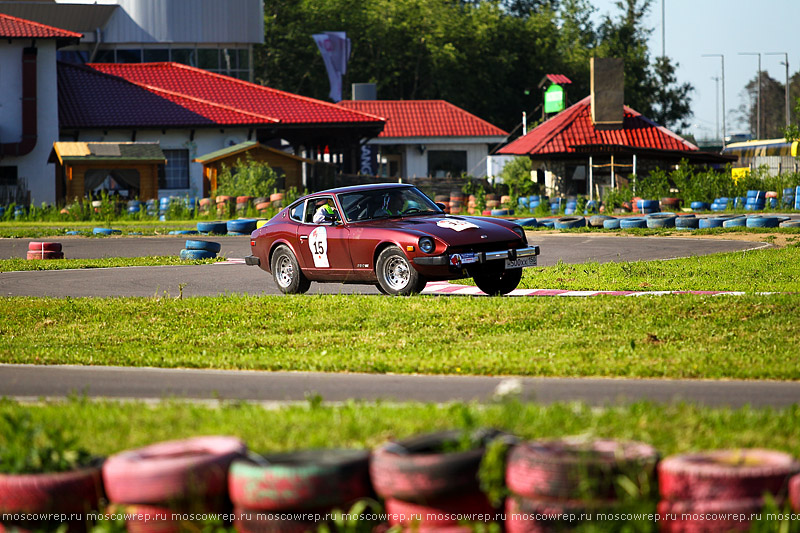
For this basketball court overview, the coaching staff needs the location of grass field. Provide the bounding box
[0,256,220,272]
[2,293,798,379]
[3,398,799,459]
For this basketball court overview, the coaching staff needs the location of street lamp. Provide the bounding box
[739,52,762,139]
[766,52,790,128]
[711,76,720,141]
[702,54,726,146]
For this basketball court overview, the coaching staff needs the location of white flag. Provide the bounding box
[313,32,351,102]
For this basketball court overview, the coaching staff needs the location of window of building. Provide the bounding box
[427,151,467,178]
[171,49,197,67]
[198,49,220,70]
[94,49,116,63]
[162,149,190,189]
[116,49,142,63]
[143,49,170,62]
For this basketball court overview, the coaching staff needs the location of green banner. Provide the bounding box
[544,84,565,114]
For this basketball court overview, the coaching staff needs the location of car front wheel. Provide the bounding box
[471,266,522,296]
[376,247,426,296]
[270,245,311,294]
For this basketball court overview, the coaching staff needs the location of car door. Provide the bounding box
[296,196,353,279]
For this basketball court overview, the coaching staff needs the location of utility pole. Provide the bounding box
[766,52,790,128]
[703,54,726,146]
[711,76,720,141]
[740,52,762,139]
[661,0,665,58]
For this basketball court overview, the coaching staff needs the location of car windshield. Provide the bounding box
[338,187,443,222]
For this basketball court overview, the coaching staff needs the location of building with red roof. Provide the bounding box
[0,13,80,204]
[498,96,732,199]
[338,98,507,179]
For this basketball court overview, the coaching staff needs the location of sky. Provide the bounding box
[589,0,800,142]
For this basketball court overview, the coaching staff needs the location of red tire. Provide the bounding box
[370,430,502,501]
[0,466,103,514]
[254,202,271,211]
[102,436,246,507]
[658,449,800,501]
[506,438,659,500]
[657,497,764,533]
[26,251,64,260]
[789,473,800,512]
[384,490,494,530]
[229,449,370,511]
[28,242,62,252]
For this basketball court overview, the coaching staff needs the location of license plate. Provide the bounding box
[460,252,479,264]
[505,256,537,269]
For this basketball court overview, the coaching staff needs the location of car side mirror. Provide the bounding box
[435,202,447,211]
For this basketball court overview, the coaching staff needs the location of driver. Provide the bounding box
[312,198,338,224]
[378,192,415,216]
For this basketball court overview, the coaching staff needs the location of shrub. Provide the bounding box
[215,156,278,198]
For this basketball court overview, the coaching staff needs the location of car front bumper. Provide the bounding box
[412,245,540,267]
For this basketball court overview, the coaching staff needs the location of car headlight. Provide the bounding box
[419,237,435,254]
[512,226,527,243]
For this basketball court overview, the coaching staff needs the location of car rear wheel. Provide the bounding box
[471,266,522,296]
[376,247,426,296]
[270,245,311,294]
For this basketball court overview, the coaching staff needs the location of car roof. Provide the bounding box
[299,182,414,201]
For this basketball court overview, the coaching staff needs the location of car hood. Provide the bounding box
[358,215,519,244]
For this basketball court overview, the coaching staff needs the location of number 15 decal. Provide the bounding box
[309,226,330,268]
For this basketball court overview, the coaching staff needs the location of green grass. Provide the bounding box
[515,245,800,292]
[0,220,222,238]
[2,294,799,379]
[0,256,221,272]
[2,398,798,459]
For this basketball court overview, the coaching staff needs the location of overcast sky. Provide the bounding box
[590,0,800,141]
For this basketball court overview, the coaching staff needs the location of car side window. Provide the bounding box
[289,201,304,222]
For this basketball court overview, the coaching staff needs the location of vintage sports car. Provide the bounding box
[245,183,539,295]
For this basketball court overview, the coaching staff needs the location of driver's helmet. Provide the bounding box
[405,200,420,210]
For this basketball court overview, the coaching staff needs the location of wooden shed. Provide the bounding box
[51,142,166,203]
[194,141,326,196]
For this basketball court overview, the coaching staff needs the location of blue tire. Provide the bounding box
[620,217,647,229]
[779,220,800,228]
[227,219,257,233]
[180,249,216,260]
[197,221,228,234]
[185,240,222,253]
[491,209,510,216]
[168,230,200,235]
[636,199,659,210]
[92,227,119,235]
[603,218,621,229]
[722,217,747,228]
[538,219,556,228]
[690,201,706,210]
[646,214,676,228]
[564,208,575,215]
[555,216,586,229]
[746,216,779,228]
[588,215,614,228]
[516,217,538,227]
[675,217,699,229]
[699,218,724,229]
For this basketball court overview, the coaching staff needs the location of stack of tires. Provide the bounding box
[765,191,778,209]
[227,219,257,236]
[467,195,478,214]
[449,190,464,215]
[127,200,143,215]
[102,436,247,533]
[370,429,503,532]
[795,186,800,210]
[158,197,171,221]
[745,190,766,211]
[14,205,27,219]
[564,198,578,215]
[145,199,157,217]
[636,199,660,214]
[710,197,729,211]
[660,197,681,211]
[485,194,500,213]
[270,192,284,208]
[199,198,213,216]
[584,200,598,214]
[27,241,64,260]
[236,196,253,214]
[782,188,795,209]
[0,462,104,532]
[733,196,746,209]
[229,449,372,533]
[550,198,563,214]
[528,195,542,211]
[180,240,221,260]
[517,196,529,211]
[216,196,234,218]
[658,449,800,532]
[505,439,660,533]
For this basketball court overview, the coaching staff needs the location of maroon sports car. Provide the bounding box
[245,183,539,295]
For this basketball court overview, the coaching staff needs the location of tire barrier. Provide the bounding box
[185,240,222,254]
[746,216,780,228]
[180,249,217,260]
[168,230,199,235]
[227,219,257,235]
[675,216,700,230]
[102,436,246,509]
[28,242,62,252]
[26,250,65,260]
[491,209,510,216]
[722,217,747,228]
[554,216,586,229]
[783,187,795,208]
[588,215,614,228]
[660,197,681,210]
[646,214,676,229]
[515,217,538,227]
[229,449,371,512]
[603,218,621,229]
[779,219,800,228]
[584,200,598,214]
[636,199,659,212]
[506,439,659,501]
[619,217,647,229]
[197,221,228,235]
[92,228,121,235]
[538,219,556,228]
[690,201,709,211]
[698,217,724,229]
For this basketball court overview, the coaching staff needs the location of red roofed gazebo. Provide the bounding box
[498,95,731,199]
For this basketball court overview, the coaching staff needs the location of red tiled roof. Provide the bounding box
[498,96,697,156]
[545,74,572,85]
[0,12,81,39]
[87,62,384,126]
[336,100,507,138]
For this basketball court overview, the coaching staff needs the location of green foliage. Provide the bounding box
[215,157,278,198]
[462,177,488,213]
[318,499,385,533]
[602,185,633,211]
[499,157,536,208]
[0,412,93,474]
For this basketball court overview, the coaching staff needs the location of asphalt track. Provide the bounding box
[0,234,762,297]
[2,233,796,407]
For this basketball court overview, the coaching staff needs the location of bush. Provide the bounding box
[215,156,278,198]
[498,157,537,208]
